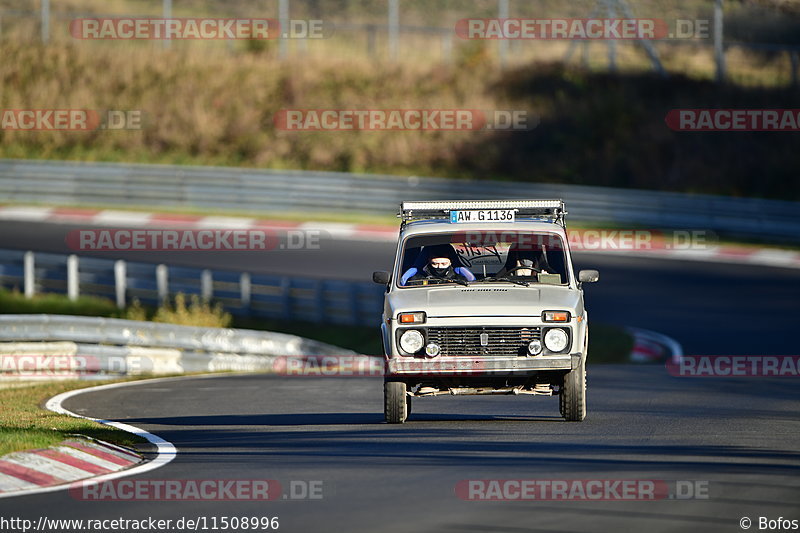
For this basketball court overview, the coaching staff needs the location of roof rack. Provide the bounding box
[399,199,567,227]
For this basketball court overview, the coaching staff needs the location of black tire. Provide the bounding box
[406,394,412,419]
[560,359,587,422]
[384,381,408,424]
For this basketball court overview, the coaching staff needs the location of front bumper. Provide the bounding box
[385,352,582,376]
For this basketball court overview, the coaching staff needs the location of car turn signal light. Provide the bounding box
[542,311,570,322]
[399,312,426,324]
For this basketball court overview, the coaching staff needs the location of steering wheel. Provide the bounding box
[503,265,542,276]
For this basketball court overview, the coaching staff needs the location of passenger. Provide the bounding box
[496,244,555,278]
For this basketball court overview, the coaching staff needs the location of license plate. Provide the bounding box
[449,210,515,223]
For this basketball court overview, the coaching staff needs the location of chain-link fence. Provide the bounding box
[1,0,798,85]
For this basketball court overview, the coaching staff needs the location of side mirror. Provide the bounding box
[578,269,599,283]
[372,271,390,284]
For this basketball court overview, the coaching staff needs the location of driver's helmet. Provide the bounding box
[422,244,459,277]
[502,244,547,274]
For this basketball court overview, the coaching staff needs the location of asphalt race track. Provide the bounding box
[2,370,799,533]
[0,220,799,532]
[1,219,799,354]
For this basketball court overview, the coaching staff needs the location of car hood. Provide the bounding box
[388,285,581,317]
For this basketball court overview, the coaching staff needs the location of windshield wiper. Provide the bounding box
[486,276,530,287]
[425,277,469,286]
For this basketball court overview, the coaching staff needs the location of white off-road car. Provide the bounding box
[373,200,599,423]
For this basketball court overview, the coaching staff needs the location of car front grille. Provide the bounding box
[426,327,542,357]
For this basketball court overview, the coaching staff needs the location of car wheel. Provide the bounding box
[384,380,408,424]
[560,359,586,422]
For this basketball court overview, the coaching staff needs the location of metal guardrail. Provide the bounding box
[0,249,385,327]
[0,314,358,377]
[2,159,799,242]
[0,315,352,356]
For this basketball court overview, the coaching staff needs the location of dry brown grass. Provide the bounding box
[0,19,798,199]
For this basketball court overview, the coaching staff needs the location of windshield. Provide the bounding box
[397,231,569,287]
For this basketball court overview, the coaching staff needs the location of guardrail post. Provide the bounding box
[156,264,169,304]
[114,260,126,309]
[201,269,213,301]
[23,251,35,298]
[67,255,79,301]
[240,272,251,308]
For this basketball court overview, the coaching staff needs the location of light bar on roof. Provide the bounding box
[401,200,562,211]
[399,199,567,226]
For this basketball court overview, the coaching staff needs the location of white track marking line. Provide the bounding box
[0,376,185,499]
[93,211,154,227]
[195,216,256,229]
[0,206,54,221]
[0,373,258,499]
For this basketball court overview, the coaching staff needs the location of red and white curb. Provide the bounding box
[0,205,396,242]
[627,327,683,364]
[0,438,141,494]
[0,377,180,499]
[1,204,799,269]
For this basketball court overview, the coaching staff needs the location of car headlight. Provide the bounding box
[399,329,424,354]
[425,343,440,358]
[544,328,569,352]
[527,339,543,355]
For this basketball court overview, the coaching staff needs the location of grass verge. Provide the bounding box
[0,378,149,457]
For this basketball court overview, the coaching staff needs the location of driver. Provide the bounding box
[407,246,470,285]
